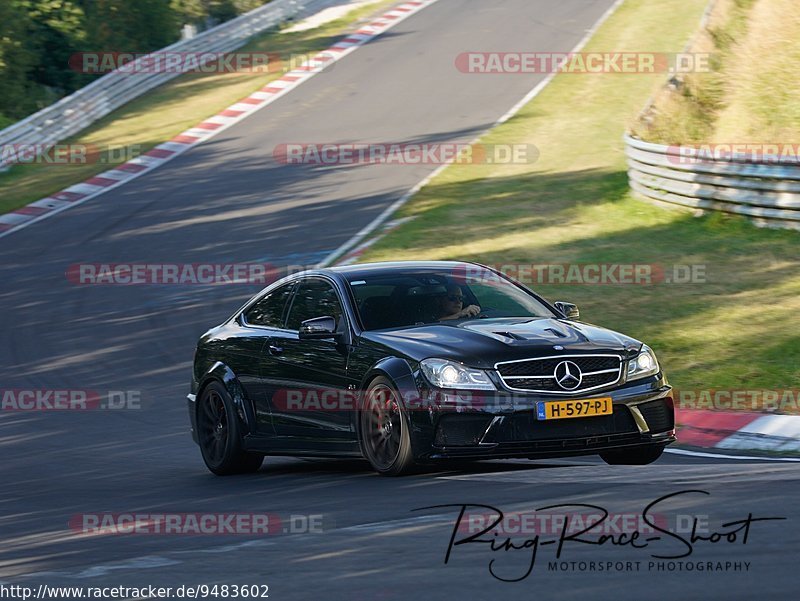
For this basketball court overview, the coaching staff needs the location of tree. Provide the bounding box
[82,0,179,52]
[22,0,87,96]
[0,2,41,121]
[0,0,272,126]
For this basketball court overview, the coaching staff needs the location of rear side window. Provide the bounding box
[285,279,344,331]
[243,283,294,328]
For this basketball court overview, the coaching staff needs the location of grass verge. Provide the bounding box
[0,0,396,215]
[632,0,800,143]
[357,0,800,401]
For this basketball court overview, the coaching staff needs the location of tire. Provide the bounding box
[600,444,665,465]
[360,376,415,476]
[197,381,264,475]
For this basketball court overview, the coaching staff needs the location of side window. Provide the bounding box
[285,279,344,331]
[243,283,294,328]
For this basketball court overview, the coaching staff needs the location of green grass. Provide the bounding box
[0,0,397,215]
[357,0,800,397]
[632,0,800,144]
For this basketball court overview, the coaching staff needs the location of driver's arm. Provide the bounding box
[439,304,481,320]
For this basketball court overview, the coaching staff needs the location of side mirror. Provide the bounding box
[299,315,338,340]
[554,301,580,320]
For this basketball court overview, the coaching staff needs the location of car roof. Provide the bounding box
[325,260,477,279]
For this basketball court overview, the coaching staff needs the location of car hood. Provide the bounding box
[361,317,642,368]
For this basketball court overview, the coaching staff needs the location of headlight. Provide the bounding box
[420,358,496,390]
[627,345,660,380]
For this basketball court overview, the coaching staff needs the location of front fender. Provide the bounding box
[358,357,433,460]
[195,362,255,437]
[359,356,419,405]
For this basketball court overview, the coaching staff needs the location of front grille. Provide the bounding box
[495,354,622,394]
[638,398,674,433]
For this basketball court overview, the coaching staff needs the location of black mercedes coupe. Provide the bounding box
[187,261,675,475]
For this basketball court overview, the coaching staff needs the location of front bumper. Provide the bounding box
[187,393,199,444]
[410,375,675,461]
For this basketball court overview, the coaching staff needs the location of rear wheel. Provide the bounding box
[197,381,263,475]
[600,444,665,465]
[360,377,415,476]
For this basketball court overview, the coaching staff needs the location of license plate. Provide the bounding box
[536,397,612,420]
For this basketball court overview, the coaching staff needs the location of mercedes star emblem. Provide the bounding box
[554,360,582,390]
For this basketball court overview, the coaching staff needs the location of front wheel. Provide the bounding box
[599,444,665,465]
[360,377,415,476]
[197,381,264,475]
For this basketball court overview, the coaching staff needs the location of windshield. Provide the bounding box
[346,266,556,330]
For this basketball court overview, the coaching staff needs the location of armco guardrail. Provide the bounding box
[0,0,337,170]
[625,134,800,230]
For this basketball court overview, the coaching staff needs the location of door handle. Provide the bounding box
[268,343,284,355]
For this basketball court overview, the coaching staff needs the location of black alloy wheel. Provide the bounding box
[197,381,264,475]
[360,377,415,475]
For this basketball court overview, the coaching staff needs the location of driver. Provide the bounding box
[436,285,481,321]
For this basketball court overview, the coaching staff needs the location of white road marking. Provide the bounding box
[665,447,800,462]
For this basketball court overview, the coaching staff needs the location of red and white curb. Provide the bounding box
[676,408,800,454]
[0,0,440,241]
